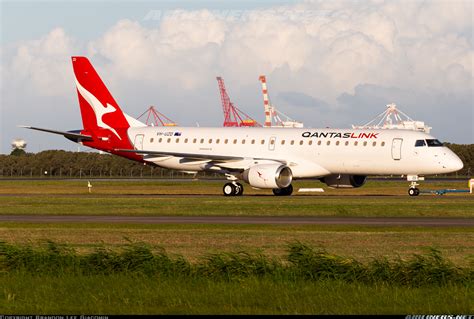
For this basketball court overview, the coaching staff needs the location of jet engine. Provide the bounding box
[242,164,292,189]
[321,174,367,188]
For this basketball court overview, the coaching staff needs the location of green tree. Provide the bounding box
[10,148,26,156]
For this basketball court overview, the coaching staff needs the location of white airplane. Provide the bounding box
[23,57,463,196]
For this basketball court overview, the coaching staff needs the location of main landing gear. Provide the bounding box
[222,182,294,196]
[272,184,293,196]
[223,182,244,196]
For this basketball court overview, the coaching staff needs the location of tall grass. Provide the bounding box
[0,241,471,287]
[287,243,471,286]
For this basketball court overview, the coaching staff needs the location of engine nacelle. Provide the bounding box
[242,164,292,189]
[321,174,367,188]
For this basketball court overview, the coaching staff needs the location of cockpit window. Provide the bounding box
[426,139,443,147]
[415,140,426,147]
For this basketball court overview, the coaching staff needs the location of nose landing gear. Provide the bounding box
[408,185,420,196]
[407,175,423,196]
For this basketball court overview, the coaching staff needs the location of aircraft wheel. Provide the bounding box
[408,188,419,196]
[273,184,293,196]
[283,184,294,196]
[223,183,236,196]
[272,188,283,196]
[234,183,244,196]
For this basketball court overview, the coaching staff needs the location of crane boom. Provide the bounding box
[137,106,177,127]
[216,77,261,127]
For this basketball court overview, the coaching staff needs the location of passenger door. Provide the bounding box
[391,138,403,160]
[134,134,144,150]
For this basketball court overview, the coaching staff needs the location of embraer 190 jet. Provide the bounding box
[23,57,463,196]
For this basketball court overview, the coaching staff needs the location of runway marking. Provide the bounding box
[0,215,472,226]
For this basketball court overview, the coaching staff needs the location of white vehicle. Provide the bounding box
[23,57,463,196]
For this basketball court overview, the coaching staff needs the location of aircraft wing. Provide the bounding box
[114,148,245,162]
[114,148,290,173]
[20,126,93,142]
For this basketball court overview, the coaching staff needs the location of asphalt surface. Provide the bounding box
[0,215,472,226]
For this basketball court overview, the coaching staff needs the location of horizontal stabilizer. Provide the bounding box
[20,126,93,142]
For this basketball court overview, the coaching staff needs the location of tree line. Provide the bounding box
[0,150,199,178]
[1,144,473,178]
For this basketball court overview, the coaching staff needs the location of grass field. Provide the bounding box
[2,275,471,314]
[0,178,471,196]
[1,223,473,265]
[0,178,472,314]
[0,179,472,217]
[0,242,472,314]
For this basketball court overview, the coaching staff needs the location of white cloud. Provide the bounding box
[7,28,77,97]
[159,9,227,50]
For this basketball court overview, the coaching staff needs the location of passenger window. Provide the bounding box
[317,141,321,146]
[381,141,385,146]
[354,141,358,146]
[363,141,367,146]
[291,140,295,145]
[233,139,237,144]
[281,140,286,145]
[326,141,330,146]
[158,138,162,143]
[345,141,349,146]
[415,140,426,147]
[225,139,228,144]
[372,142,376,146]
[308,140,313,146]
[270,139,275,145]
[193,138,197,143]
[150,138,154,143]
[184,138,188,143]
[242,139,245,144]
[261,140,265,144]
[335,141,340,146]
[200,138,204,144]
[209,139,212,144]
[167,138,171,143]
[299,140,304,145]
[216,139,220,144]
[176,138,179,143]
[251,139,255,144]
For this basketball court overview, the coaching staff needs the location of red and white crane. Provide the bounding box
[258,75,303,128]
[137,106,177,127]
[216,76,261,127]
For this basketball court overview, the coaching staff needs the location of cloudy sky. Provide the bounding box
[1,0,472,154]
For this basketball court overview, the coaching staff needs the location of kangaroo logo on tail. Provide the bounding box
[74,78,122,140]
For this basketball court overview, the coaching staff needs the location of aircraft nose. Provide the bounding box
[449,154,464,172]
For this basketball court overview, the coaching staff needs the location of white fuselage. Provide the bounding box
[126,126,463,178]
